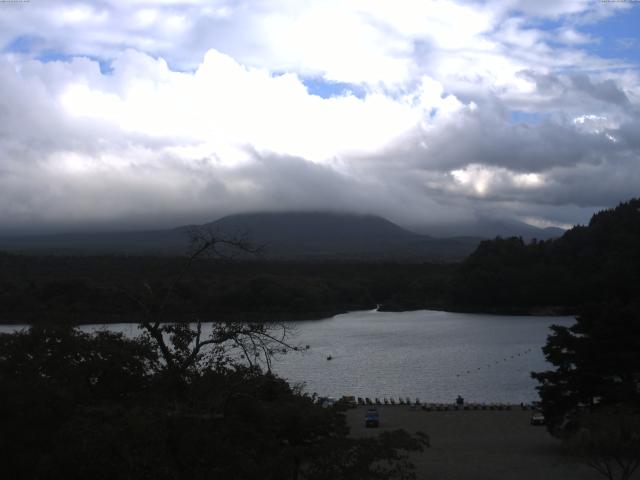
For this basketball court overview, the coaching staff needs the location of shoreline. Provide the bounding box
[0,304,575,326]
[379,303,575,317]
[0,309,351,326]
[346,406,599,479]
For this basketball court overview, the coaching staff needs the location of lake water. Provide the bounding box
[0,309,574,403]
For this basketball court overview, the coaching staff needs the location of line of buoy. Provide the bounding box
[346,397,537,411]
[454,348,536,378]
[357,396,421,406]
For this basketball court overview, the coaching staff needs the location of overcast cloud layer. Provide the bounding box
[1,0,639,233]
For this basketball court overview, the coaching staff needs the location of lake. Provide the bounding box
[0,309,574,403]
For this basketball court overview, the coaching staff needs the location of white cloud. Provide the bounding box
[450,165,545,197]
[0,0,639,233]
[54,48,467,166]
[573,114,617,134]
[555,27,595,45]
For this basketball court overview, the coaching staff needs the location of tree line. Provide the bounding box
[452,199,640,312]
[0,254,455,323]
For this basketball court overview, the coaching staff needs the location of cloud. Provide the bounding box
[570,73,630,106]
[0,1,639,234]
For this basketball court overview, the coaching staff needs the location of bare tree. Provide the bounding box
[120,225,302,378]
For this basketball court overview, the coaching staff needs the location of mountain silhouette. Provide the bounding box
[0,211,481,260]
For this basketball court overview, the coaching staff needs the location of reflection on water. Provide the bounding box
[0,309,574,403]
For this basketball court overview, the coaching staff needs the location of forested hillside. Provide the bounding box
[452,199,640,312]
[0,255,454,323]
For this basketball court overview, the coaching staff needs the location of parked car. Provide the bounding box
[530,412,545,426]
[365,407,379,428]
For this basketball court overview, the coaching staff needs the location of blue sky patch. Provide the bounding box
[523,8,639,67]
[5,34,45,54]
[5,35,114,74]
[302,77,366,99]
[581,6,640,65]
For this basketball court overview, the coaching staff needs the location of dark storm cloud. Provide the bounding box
[570,73,630,107]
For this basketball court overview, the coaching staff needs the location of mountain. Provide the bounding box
[411,217,565,240]
[0,212,481,260]
[208,212,479,259]
[0,228,187,254]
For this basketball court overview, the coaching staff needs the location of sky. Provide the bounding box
[0,0,639,234]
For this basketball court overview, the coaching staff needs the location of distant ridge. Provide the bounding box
[0,211,481,260]
[411,217,565,241]
[206,211,481,260]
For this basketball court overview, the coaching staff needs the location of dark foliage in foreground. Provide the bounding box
[532,301,640,480]
[0,326,427,480]
[568,408,640,480]
[532,302,640,434]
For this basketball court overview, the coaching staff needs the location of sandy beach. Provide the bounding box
[346,406,602,480]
